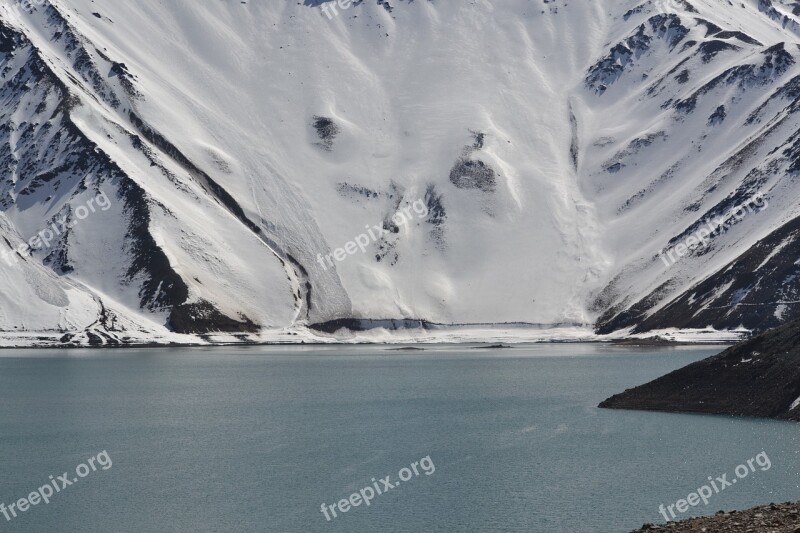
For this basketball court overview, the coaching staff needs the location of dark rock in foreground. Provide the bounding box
[599,319,800,421]
[631,501,800,532]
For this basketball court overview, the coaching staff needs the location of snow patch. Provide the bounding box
[790,396,800,412]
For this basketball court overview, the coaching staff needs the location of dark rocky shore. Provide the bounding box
[599,318,800,421]
[632,501,800,532]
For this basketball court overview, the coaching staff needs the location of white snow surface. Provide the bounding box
[791,396,800,412]
[0,0,798,345]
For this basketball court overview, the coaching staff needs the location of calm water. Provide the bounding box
[0,344,798,532]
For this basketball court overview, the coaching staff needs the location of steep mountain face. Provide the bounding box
[0,0,797,344]
[587,0,800,335]
[0,0,299,344]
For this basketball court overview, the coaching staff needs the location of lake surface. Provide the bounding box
[0,344,798,532]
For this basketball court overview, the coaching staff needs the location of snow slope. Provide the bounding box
[0,0,797,345]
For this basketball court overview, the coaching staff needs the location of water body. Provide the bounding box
[0,345,797,532]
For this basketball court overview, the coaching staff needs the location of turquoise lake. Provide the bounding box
[0,344,798,532]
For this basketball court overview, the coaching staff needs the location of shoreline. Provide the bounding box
[632,501,800,532]
[0,325,746,350]
[0,337,736,351]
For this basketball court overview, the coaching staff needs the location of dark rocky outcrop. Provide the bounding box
[312,115,339,151]
[448,158,496,192]
[632,501,800,532]
[309,318,432,334]
[599,319,800,421]
[168,301,258,334]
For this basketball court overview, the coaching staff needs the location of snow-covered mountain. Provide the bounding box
[0,0,798,345]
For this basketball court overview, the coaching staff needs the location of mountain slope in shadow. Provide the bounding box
[599,319,800,421]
